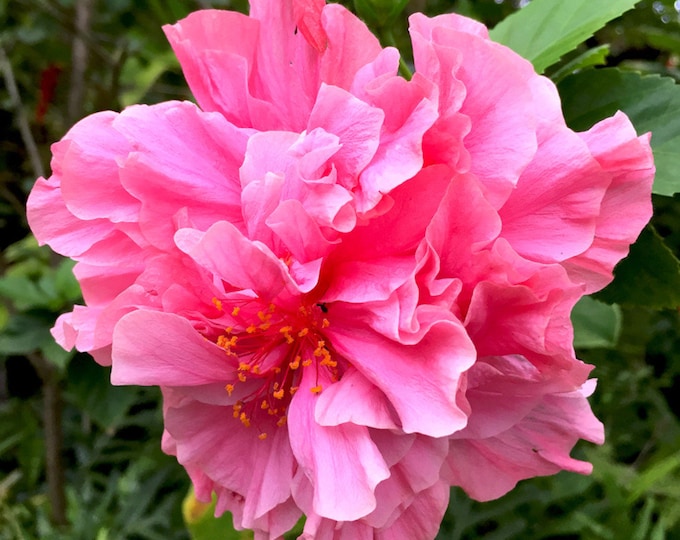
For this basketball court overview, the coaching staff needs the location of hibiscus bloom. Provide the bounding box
[27,1,654,538]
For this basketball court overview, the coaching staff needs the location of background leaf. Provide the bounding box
[595,227,680,308]
[559,68,680,196]
[489,0,638,72]
[572,296,622,348]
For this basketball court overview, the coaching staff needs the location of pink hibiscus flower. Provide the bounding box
[27,1,654,538]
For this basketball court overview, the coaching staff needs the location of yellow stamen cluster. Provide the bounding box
[211,298,339,439]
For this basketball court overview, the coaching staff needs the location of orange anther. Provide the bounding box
[298,328,309,337]
[310,385,323,394]
[258,432,268,440]
[322,318,330,328]
[246,324,257,334]
[273,389,285,400]
[277,416,287,427]
[212,298,223,311]
[225,384,235,396]
[238,372,247,383]
[231,306,241,316]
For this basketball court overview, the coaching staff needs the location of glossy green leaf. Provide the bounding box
[489,0,638,73]
[559,68,680,196]
[549,44,609,83]
[595,227,680,308]
[572,296,622,349]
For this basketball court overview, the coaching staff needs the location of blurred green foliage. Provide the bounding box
[1,0,680,539]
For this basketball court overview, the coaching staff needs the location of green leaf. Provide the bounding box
[120,50,178,107]
[67,357,139,430]
[572,296,622,349]
[549,44,610,83]
[639,25,680,55]
[559,68,680,196]
[628,452,680,503]
[0,275,52,311]
[353,0,409,28]
[595,227,680,308]
[489,0,638,73]
[0,313,52,355]
[40,339,74,371]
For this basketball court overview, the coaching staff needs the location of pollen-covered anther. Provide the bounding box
[212,297,223,311]
[279,326,295,344]
[310,385,323,394]
[232,401,243,418]
[321,318,330,328]
[277,416,287,427]
[238,372,247,383]
[261,400,269,410]
[231,306,241,317]
[289,356,301,370]
[225,383,235,396]
[273,388,285,400]
[297,327,309,337]
[258,432,268,440]
[217,335,238,350]
[239,412,251,427]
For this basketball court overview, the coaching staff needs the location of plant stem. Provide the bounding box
[28,353,67,527]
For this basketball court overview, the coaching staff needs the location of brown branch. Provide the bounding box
[67,0,94,124]
[0,42,46,179]
[28,353,67,528]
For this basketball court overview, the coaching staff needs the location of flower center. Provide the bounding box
[212,298,338,439]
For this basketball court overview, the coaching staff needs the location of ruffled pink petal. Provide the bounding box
[425,171,502,279]
[498,121,610,263]
[463,266,591,382]
[267,198,338,263]
[308,83,384,188]
[454,355,587,441]
[366,433,448,529]
[163,397,297,530]
[115,101,248,250]
[564,112,654,292]
[315,368,398,429]
[333,165,453,263]
[287,368,390,521]
[410,12,539,206]
[317,3,384,91]
[327,319,474,437]
[175,221,297,300]
[26,175,117,258]
[444,381,604,501]
[163,10,261,126]
[293,0,327,52]
[322,255,417,304]
[53,113,139,223]
[110,310,235,386]
[353,76,438,212]
[375,481,450,540]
